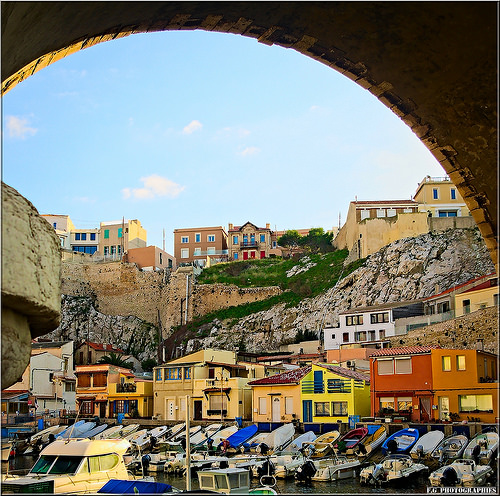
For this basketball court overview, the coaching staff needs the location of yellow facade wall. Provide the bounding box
[455,286,499,317]
[251,384,302,423]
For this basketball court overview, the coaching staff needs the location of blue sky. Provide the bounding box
[2,30,445,253]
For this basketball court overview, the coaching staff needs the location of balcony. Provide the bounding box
[116,383,136,393]
[240,241,259,249]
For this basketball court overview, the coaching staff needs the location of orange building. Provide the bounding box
[370,346,498,423]
[125,245,176,271]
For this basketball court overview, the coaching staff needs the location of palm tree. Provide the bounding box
[98,352,133,370]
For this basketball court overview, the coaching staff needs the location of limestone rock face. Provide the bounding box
[177,228,494,355]
[1,182,61,389]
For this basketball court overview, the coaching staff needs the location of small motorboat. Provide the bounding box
[430,433,468,464]
[259,423,295,452]
[311,453,361,481]
[197,466,251,493]
[93,425,123,440]
[381,427,420,455]
[356,424,387,458]
[334,427,368,455]
[286,431,317,452]
[359,453,428,485]
[84,424,109,439]
[428,458,495,487]
[163,423,185,442]
[124,428,149,447]
[97,479,175,494]
[302,430,341,458]
[410,430,445,461]
[55,420,86,439]
[24,425,67,454]
[191,423,223,447]
[147,425,170,442]
[118,424,140,438]
[225,424,258,450]
[242,431,270,452]
[463,431,499,465]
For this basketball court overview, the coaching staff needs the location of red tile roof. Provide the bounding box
[424,273,496,300]
[248,366,311,386]
[370,346,440,357]
[315,364,370,383]
[257,354,294,362]
[84,342,125,353]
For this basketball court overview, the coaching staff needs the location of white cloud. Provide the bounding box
[239,146,260,157]
[6,115,37,139]
[182,120,203,134]
[122,174,185,200]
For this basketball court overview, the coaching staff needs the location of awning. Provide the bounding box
[203,387,231,393]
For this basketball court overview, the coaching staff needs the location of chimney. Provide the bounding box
[266,223,270,229]
[228,223,233,230]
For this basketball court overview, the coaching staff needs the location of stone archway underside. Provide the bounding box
[1,1,497,264]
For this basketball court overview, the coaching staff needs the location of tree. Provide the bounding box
[141,358,157,372]
[278,230,303,250]
[98,352,133,370]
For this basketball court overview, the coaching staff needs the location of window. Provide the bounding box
[360,210,370,220]
[259,397,267,414]
[457,355,466,371]
[451,188,456,199]
[463,299,471,314]
[285,397,294,414]
[110,245,116,255]
[442,356,451,371]
[395,357,412,374]
[118,228,122,238]
[397,397,412,412]
[80,401,93,415]
[233,235,238,245]
[93,373,107,387]
[459,394,493,412]
[234,253,238,260]
[207,235,215,242]
[80,233,86,241]
[184,367,191,380]
[181,248,189,258]
[433,188,439,199]
[194,248,201,256]
[104,229,109,239]
[314,402,330,416]
[387,208,396,217]
[342,332,349,342]
[331,401,348,416]
[379,397,395,411]
[104,246,109,255]
[376,209,386,218]
[209,394,227,411]
[378,359,394,375]
[181,236,189,243]
[65,382,75,392]
[195,233,201,243]
[355,331,367,341]
[90,233,96,241]
[78,374,91,387]
[370,312,389,324]
[155,369,162,381]
[117,245,121,255]
[346,315,363,326]
[75,233,81,240]
[260,234,266,243]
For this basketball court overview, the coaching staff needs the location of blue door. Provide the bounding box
[303,400,313,422]
[314,370,324,393]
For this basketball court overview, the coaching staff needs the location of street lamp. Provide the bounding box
[218,371,228,424]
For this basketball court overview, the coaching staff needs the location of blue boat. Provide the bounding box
[226,424,259,449]
[56,420,86,439]
[98,479,173,494]
[381,427,420,455]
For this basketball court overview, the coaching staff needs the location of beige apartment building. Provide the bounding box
[125,246,176,271]
[99,219,147,259]
[414,176,470,218]
[173,226,228,267]
[42,214,76,250]
[228,222,278,261]
[153,349,269,421]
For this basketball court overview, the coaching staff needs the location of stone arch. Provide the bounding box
[1,2,497,388]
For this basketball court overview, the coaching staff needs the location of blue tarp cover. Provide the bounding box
[226,424,258,448]
[98,479,172,494]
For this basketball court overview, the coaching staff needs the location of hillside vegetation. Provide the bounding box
[177,250,365,334]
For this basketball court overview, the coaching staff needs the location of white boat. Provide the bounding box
[302,430,341,458]
[1,438,133,493]
[56,420,86,438]
[211,425,239,448]
[311,454,361,481]
[24,425,67,453]
[147,425,170,442]
[259,423,295,452]
[410,430,445,461]
[171,424,202,442]
[428,458,495,487]
[286,431,317,452]
[243,431,270,452]
[118,423,140,438]
[359,453,428,485]
[93,425,124,440]
[84,424,109,439]
[164,423,185,442]
[191,423,223,446]
[463,431,499,464]
[430,433,469,464]
[269,453,304,478]
[124,428,149,447]
[58,421,96,439]
[356,425,387,457]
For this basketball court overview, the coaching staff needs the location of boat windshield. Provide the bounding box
[30,455,83,475]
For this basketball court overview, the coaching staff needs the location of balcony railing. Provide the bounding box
[116,383,136,393]
[240,241,259,248]
[301,380,324,394]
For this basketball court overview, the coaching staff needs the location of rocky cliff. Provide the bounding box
[46,227,495,362]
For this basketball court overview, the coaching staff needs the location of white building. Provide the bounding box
[41,214,75,251]
[323,301,424,350]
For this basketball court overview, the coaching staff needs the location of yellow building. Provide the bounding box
[99,219,147,258]
[301,363,371,423]
[249,366,311,423]
[414,175,470,218]
[153,349,268,422]
[454,273,498,317]
[75,364,152,418]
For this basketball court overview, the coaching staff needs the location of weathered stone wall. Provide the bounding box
[389,306,499,355]
[191,284,281,317]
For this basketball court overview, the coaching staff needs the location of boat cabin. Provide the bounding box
[197,467,250,494]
